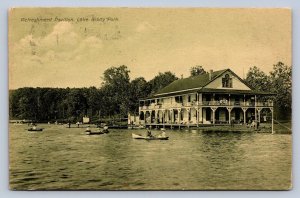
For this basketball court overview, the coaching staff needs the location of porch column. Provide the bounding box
[155,110,158,124]
[257,108,262,123]
[197,108,199,127]
[198,107,202,125]
[254,95,257,122]
[187,108,191,128]
[242,108,247,125]
[227,107,233,124]
[162,110,165,128]
[145,111,151,124]
[197,93,199,128]
[213,109,215,125]
[167,109,169,124]
[178,108,182,129]
[170,109,173,129]
[211,107,217,125]
[271,107,274,134]
[243,95,246,106]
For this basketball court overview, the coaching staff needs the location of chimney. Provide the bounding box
[181,74,183,79]
[209,69,213,80]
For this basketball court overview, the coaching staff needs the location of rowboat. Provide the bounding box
[132,133,169,140]
[86,131,105,135]
[28,128,43,131]
[86,127,109,135]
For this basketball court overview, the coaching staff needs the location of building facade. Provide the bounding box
[138,69,274,130]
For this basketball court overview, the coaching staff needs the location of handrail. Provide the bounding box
[140,100,273,109]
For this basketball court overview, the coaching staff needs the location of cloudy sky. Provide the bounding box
[9,8,291,89]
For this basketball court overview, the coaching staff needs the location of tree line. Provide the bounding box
[9,62,291,122]
[9,65,178,123]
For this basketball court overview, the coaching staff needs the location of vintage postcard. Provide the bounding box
[9,8,292,190]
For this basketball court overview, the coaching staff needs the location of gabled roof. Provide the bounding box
[143,68,274,99]
[154,69,227,96]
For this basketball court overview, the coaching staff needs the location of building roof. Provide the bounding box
[140,68,275,99]
[154,69,227,96]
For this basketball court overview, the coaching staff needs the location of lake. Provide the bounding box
[9,124,292,190]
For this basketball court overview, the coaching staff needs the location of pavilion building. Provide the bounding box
[138,69,274,130]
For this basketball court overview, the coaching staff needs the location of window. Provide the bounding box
[222,74,232,88]
[175,96,183,103]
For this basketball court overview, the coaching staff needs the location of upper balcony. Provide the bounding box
[139,100,273,110]
[201,100,273,107]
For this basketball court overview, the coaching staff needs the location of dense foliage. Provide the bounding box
[9,66,177,122]
[190,66,207,77]
[245,62,292,119]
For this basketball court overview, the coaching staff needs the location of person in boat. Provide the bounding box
[86,125,90,132]
[160,131,166,138]
[32,124,37,130]
[103,126,109,132]
[147,128,153,137]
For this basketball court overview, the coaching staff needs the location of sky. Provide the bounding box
[9,8,291,89]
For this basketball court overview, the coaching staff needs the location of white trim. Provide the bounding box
[204,70,252,90]
[140,92,198,101]
[154,87,203,97]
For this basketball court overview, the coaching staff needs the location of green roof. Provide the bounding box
[154,69,227,96]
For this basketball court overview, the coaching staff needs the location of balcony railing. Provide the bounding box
[140,100,273,110]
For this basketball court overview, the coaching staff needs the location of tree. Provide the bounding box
[128,77,151,114]
[9,89,21,119]
[269,62,292,119]
[190,65,207,77]
[12,88,39,120]
[245,62,292,120]
[65,88,88,121]
[148,71,178,94]
[245,66,271,91]
[101,65,131,117]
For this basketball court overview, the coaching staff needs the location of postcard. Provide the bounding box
[9,8,292,190]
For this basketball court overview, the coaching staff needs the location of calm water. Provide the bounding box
[9,124,292,190]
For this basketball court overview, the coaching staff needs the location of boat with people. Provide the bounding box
[27,124,43,131]
[86,130,105,135]
[85,126,109,135]
[131,133,169,140]
[28,127,43,131]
